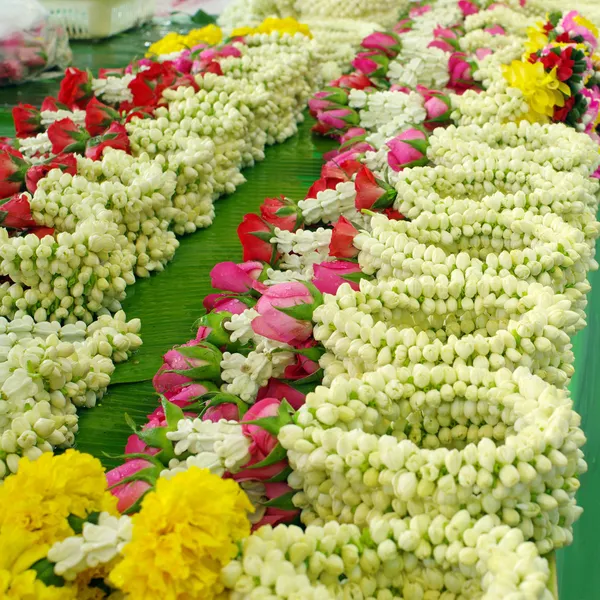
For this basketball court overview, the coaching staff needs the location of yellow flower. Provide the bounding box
[186,24,223,46]
[0,526,77,600]
[0,450,116,547]
[503,60,571,121]
[255,17,312,38]
[108,468,252,600]
[523,21,549,57]
[573,14,599,39]
[147,25,223,57]
[230,26,257,38]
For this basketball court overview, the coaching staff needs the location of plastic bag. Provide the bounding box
[0,0,72,86]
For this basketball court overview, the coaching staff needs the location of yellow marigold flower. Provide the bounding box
[186,24,223,46]
[230,26,257,38]
[0,526,77,600]
[255,17,312,38]
[147,25,223,57]
[109,468,252,600]
[0,450,116,547]
[503,60,570,121]
[147,32,187,57]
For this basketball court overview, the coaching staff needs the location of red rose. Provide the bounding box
[125,62,178,109]
[84,97,121,136]
[85,123,130,160]
[259,196,299,231]
[0,193,36,228]
[305,176,344,199]
[41,96,70,112]
[329,215,359,258]
[57,67,92,109]
[124,106,155,123]
[98,67,125,78]
[237,213,277,263]
[0,148,27,199]
[47,118,90,154]
[29,226,55,239]
[12,104,42,139]
[25,154,77,194]
[329,72,374,90]
[382,207,406,220]
[354,165,396,210]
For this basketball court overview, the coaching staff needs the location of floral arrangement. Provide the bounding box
[1,0,600,598]
[0,19,330,479]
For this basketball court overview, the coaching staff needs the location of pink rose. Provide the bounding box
[257,378,306,410]
[203,402,240,422]
[254,482,299,528]
[447,52,475,93]
[242,397,279,456]
[485,25,505,35]
[394,19,413,34]
[386,129,428,172]
[312,261,361,295]
[409,4,431,17]
[361,32,401,57]
[352,51,389,78]
[283,340,320,381]
[106,459,154,512]
[428,39,456,53]
[210,260,264,293]
[318,108,360,131]
[475,48,493,60]
[458,0,479,16]
[203,293,249,314]
[433,26,458,39]
[251,282,315,346]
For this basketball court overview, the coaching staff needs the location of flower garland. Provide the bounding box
[1,0,600,598]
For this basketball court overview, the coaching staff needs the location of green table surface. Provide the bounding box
[0,26,596,600]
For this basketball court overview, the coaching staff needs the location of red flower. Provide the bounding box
[382,207,406,220]
[125,62,178,109]
[47,118,90,154]
[553,95,575,122]
[98,67,125,78]
[0,148,27,199]
[305,176,344,199]
[0,193,36,228]
[321,150,364,180]
[84,97,121,136]
[259,196,298,231]
[85,122,130,160]
[329,72,374,90]
[29,226,55,239]
[540,47,574,81]
[12,104,42,139]
[201,61,223,75]
[57,67,92,109]
[124,106,155,123]
[237,213,276,263]
[329,216,359,258]
[354,165,395,210]
[170,73,201,92]
[41,96,69,112]
[25,154,77,194]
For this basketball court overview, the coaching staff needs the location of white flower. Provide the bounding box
[48,512,132,580]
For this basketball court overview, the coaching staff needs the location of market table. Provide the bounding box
[0,26,596,600]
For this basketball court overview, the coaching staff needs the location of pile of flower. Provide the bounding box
[0,19,331,480]
[218,0,409,31]
[2,0,599,598]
